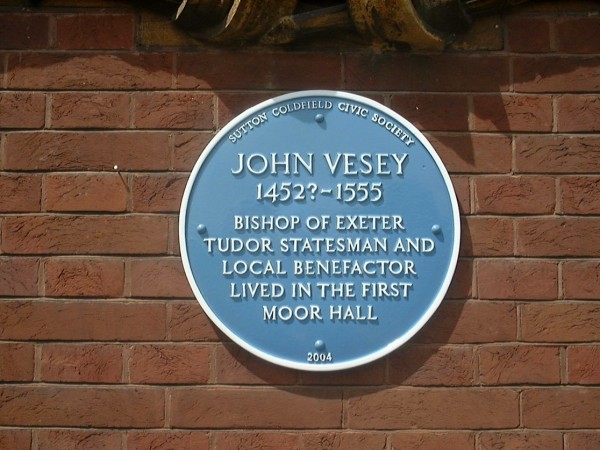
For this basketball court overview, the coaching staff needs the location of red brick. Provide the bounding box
[56,14,135,50]
[461,217,514,257]
[300,359,386,386]
[568,346,600,385]
[513,56,600,93]
[523,388,600,429]
[51,92,131,129]
[344,54,509,92]
[391,94,468,131]
[303,432,386,449]
[347,388,518,429]
[390,432,474,450]
[446,258,473,299]
[173,132,214,171]
[563,260,600,299]
[0,429,31,450]
[566,432,600,449]
[516,135,600,173]
[479,431,562,450]
[475,176,555,215]
[557,94,600,132]
[45,258,124,298]
[415,301,517,344]
[0,92,45,128]
[215,344,298,385]
[521,302,600,342]
[170,387,342,428]
[7,53,172,90]
[45,173,128,212]
[215,432,301,450]
[131,174,188,213]
[0,343,34,381]
[427,134,512,174]
[471,95,553,132]
[0,174,42,212]
[517,218,600,257]
[37,429,122,450]
[506,16,551,53]
[217,92,274,127]
[0,257,39,297]
[451,176,470,215]
[130,258,193,298]
[40,344,122,383]
[0,300,166,341]
[479,345,560,385]
[0,14,49,49]
[168,301,221,342]
[561,176,600,214]
[388,345,474,386]
[128,431,209,450]
[556,17,600,54]
[177,53,342,90]
[0,385,164,427]
[128,344,210,384]
[3,132,170,171]
[2,215,168,255]
[477,259,558,300]
[134,92,214,129]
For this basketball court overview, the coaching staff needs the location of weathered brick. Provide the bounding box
[40,344,122,383]
[300,359,386,386]
[134,92,214,129]
[173,132,214,171]
[0,14,49,49]
[347,388,518,429]
[392,432,475,450]
[521,302,600,342]
[212,432,299,450]
[446,258,473,299]
[7,53,172,90]
[0,429,31,450]
[471,94,553,132]
[561,176,600,214]
[0,257,39,297]
[566,432,600,449]
[557,94,600,132]
[168,301,221,342]
[391,94,468,131]
[517,218,600,257]
[56,14,135,50]
[427,134,512,174]
[130,258,193,298]
[451,176,470,215]
[177,53,342,90]
[0,343,34,381]
[3,132,170,171]
[415,301,517,344]
[170,387,342,428]
[344,54,509,92]
[506,16,551,53]
[516,135,600,173]
[513,56,600,93]
[37,429,122,450]
[217,92,274,127]
[215,344,299,385]
[44,257,124,298]
[477,259,558,300]
[556,17,600,54]
[568,346,600,385]
[0,174,42,212]
[0,92,45,128]
[0,301,166,341]
[51,92,131,129]
[563,260,600,299]
[479,431,562,450]
[479,345,560,385]
[449,16,503,52]
[303,432,386,450]
[523,388,600,429]
[139,10,199,47]
[388,345,474,386]
[475,176,555,215]
[0,386,164,427]
[45,173,128,212]
[128,430,209,450]
[128,343,210,384]
[3,215,168,255]
[461,217,514,257]
[131,174,187,213]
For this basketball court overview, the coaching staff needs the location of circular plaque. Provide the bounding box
[180,91,460,371]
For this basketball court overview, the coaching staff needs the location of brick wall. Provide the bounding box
[0,1,599,449]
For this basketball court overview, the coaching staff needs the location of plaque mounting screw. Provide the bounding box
[315,114,325,123]
[314,340,325,350]
[197,224,207,234]
[431,224,442,234]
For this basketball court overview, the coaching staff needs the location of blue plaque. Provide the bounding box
[180,91,460,371]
